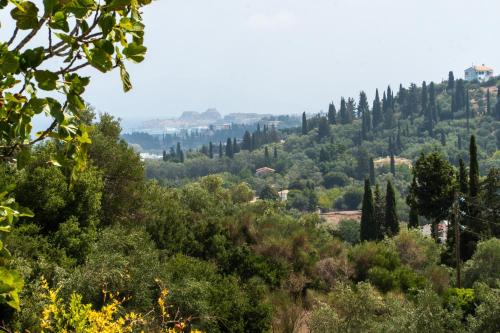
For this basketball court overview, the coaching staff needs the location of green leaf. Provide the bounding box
[46,97,64,122]
[94,40,114,55]
[64,0,95,18]
[19,47,45,70]
[122,42,146,63]
[49,11,69,32]
[43,0,59,15]
[0,51,19,75]
[98,14,115,36]
[119,62,132,92]
[107,0,131,10]
[87,47,113,73]
[34,70,59,91]
[10,1,39,30]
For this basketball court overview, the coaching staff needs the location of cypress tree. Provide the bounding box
[346,98,356,123]
[429,82,437,123]
[372,89,382,128]
[358,91,370,119]
[339,97,352,124]
[176,142,182,161]
[225,138,233,158]
[179,150,184,163]
[447,71,455,92]
[264,146,270,164]
[328,102,337,124]
[241,131,252,150]
[369,157,375,185]
[458,159,468,194]
[469,135,479,197]
[302,112,308,135]
[374,183,385,239]
[219,141,223,158]
[360,178,377,241]
[273,146,278,159]
[209,142,214,159]
[384,180,399,236]
[466,89,470,133]
[162,150,167,162]
[407,83,419,119]
[233,138,239,154]
[454,79,465,111]
[390,152,396,175]
[421,81,428,116]
[408,205,419,229]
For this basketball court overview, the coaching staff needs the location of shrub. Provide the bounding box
[337,219,361,244]
[463,238,500,288]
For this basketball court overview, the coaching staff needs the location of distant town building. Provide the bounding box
[255,167,275,176]
[465,64,494,82]
[278,190,289,201]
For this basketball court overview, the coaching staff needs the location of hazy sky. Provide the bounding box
[10,0,500,121]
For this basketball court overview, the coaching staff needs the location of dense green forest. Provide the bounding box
[1,0,499,332]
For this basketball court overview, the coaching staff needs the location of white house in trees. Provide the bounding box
[464,65,494,82]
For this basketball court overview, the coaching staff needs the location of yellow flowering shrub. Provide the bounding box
[38,278,203,333]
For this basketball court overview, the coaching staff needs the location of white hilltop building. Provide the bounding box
[464,64,494,82]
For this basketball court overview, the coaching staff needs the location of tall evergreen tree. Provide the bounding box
[429,82,437,123]
[346,98,356,123]
[273,145,278,159]
[390,152,396,175]
[408,205,419,229]
[458,159,468,194]
[219,141,223,158]
[372,89,383,128]
[384,180,399,237]
[421,81,428,116]
[241,131,252,151]
[233,138,240,154]
[369,157,376,185]
[209,142,214,159]
[457,134,462,150]
[176,142,182,161]
[374,183,385,239]
[454,79,466,111]
[466,89,471,133]
[328,102,337,124]
[162,150,167,162]
[302,112,308,135]
[360,179,377,241]
[225,138,233,158]
[447,71,455,92]
[469,135,479,198]
[358,91,370,119]
[179,150,184,163]
[264,146,270,164]
[407,83,419,119]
